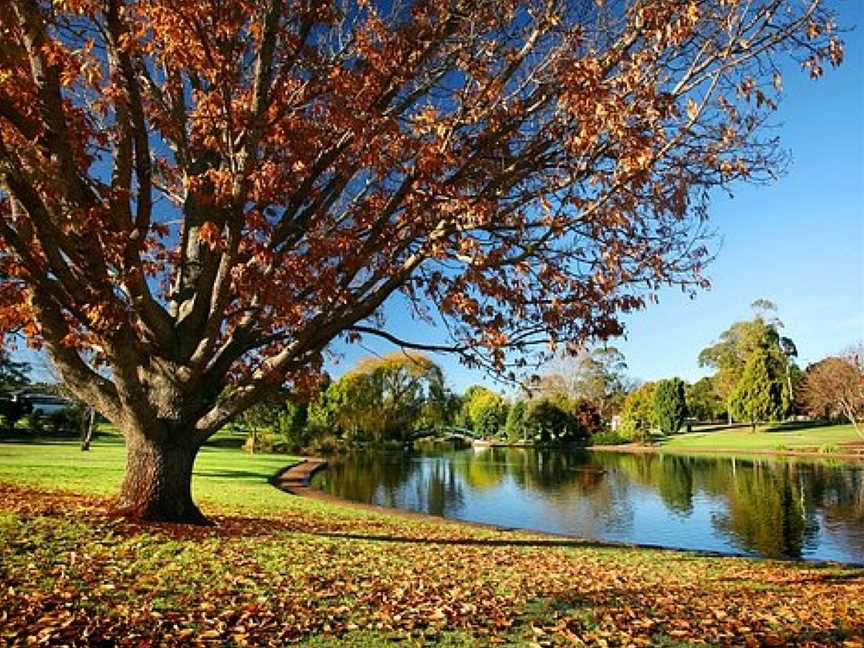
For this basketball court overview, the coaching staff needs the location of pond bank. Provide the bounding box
[592,442,864,461]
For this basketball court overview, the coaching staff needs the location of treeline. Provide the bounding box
[617,300,864,441]
[232,346,626,453]
[231,300,863,453]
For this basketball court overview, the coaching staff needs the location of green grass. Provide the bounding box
[660,423,862,454]
[0,427,305,514]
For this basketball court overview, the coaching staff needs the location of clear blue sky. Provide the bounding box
[17,2,864,394]
[329,0,864,393]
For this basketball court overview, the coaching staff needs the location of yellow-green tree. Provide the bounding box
[619,383,658,444]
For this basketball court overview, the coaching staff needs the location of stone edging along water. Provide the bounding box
[271,458,329,495]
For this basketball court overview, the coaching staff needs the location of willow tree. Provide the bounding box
[0,0,842,522]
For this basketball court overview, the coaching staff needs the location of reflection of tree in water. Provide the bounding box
[454,448,510,491]
[511,449,635,535]
[318,448,864,562]
[656,455,695,515]
[416,455,465,516]
[596,453,696,515]
[317,452,420,504]
[710,460,820,559]
[810,464,864,558]
[533,450,604,491]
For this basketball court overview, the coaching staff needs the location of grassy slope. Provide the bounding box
[0,432,862,647]
[660,423,862,454]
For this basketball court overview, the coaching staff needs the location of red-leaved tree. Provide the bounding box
[0,0,842,522]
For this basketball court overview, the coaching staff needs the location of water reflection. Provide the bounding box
[314,446,864,563]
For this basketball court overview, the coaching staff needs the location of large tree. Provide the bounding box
[698,301,797,421]
[799,347,864,438]
[728,347,786,429]
[0,1,842,521]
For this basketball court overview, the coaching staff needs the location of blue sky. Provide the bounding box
[329,1,864,393]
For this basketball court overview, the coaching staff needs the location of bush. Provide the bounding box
[47,406,86,433]
[21,411,47,434]
[308,433,340,455]
[590,430,628,446]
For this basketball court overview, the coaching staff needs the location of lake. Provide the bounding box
[312,446,864,564]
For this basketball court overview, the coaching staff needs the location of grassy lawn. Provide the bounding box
[659,423,863,455]
[1,432,862,646]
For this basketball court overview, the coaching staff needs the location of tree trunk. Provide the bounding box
[113,434,209,524]
[80,406,95,451]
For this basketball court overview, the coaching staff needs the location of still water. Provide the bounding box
[312,446,864,563]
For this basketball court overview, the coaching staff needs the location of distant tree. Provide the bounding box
[532,347,629,422]
[0,351,32,432]
[235,396,311,453]
[461,386,505,432]
[317,353,446,442]
[699,302,795,421]
[728,348,787,430]
[566,399,603,439]
[504,401,529,443]
[475,402,508,439]
[653,378,688,435]
[524,399,575,444]
[685,377,725,421]
[799,348,864,439]
[619,382,658,443]
[0,352,28,391]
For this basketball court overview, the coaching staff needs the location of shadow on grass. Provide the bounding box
[764,421,842,433]
[195,469,273,479]
[203,436,247,449]
[0,432,122,446]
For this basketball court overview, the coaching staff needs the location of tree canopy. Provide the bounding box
[698,301,798,419]
[799,347,864,438]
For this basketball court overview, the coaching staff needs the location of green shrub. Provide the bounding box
[590,430,628,446]
[818,443,839,454]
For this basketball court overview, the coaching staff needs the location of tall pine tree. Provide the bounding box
[653,378,688,435]
[728,348,786,430]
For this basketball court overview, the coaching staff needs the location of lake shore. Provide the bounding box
[591,442,864,461]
